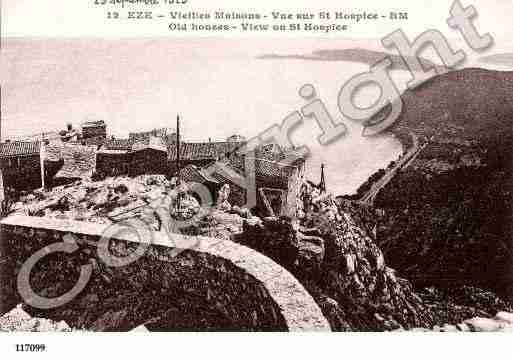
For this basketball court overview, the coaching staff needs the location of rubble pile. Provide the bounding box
[13,175,201,228]
[187,182,513,331]
[180,185,262,239]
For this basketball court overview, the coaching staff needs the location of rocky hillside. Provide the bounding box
[11,173,435,330]
[229,197,513,330]
[12,175,190,227]
[367,68,513,302]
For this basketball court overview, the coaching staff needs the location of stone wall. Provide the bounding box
[0,215,329,331]
[235,212,435,331]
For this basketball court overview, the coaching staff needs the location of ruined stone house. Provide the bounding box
[167,141,245,176]
[189,149,306,217]
[167,139,306,216]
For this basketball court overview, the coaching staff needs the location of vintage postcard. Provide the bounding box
[0,0,512,357]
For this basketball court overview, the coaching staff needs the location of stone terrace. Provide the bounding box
[0,215,330,331]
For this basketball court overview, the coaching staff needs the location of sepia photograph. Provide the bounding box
[0,0,512,357]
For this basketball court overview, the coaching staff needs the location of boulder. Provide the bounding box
[236,199,435,331]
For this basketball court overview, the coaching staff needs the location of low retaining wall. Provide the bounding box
[0,215,329,331]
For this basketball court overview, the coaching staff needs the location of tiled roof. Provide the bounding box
[168,142,244,161]
[179,165,219,184]
[0,141,41,158]
[228,154,303,179]
[207,162,246,186]
[255,143,286,161]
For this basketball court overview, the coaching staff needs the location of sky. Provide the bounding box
[1,0,512,194]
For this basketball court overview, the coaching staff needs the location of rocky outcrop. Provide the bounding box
[233,196,435,331]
